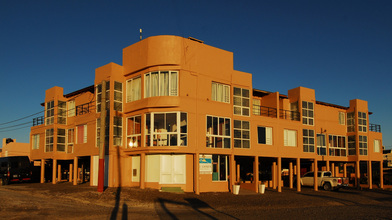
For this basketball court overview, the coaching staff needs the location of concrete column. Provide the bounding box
[40,159,45,183]
[277,157,282,192]
[254,156,259,192]
[293,165,297,175]
[194,153,200,195]
[236,163,240,183]
[326,160,330,172]
[380,161,384,189]
[343,163,347,178]
[52,159,57,184]
[140,153,145,189]
[230,155,235,192]
[368,161,372,189]
[69,163,73,183]
[311,162,314,171]
[58,164,61,182]
[331,163,335,176]
[314,159,318,191]
[73,157,78,185]
[272,162,277,189]
[356,160,361,188]
[289,162,293,189]
[335,166,339,177]
[296,158,301,192]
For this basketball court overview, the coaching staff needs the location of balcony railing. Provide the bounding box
[33,116,44,126]
[369,124,381,132]
[279,109,300,121]
[253,105,277,118]
[76,102,92,116]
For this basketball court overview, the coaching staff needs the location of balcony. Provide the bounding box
[279,109,300,121]
[369,124,381,132]
[253,105,277,118]
[76,102,93,116]
[33,116,44,126]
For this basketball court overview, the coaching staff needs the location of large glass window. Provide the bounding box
[233,87,250,116]
[32,134,40,150]
[359,135,367,155]
[45,100,54,125]
[114,81,123,112]
[257,126,272,145]
[127,116,141,148]
[58,101,67,124]
[57,128,66,152]
[145,112,187,146]
[374,139,381,153]
[113,116,122,146]
[45,128,54,152]
[358,112,367,132]
[67,128,74,153]
[212,155,228,181]
[144,71,178,98]
[206,116,231,148]
[317,134,326,155]
[284,129,297,147]
[328,135,346,156]
[96,81,110,113]
[234,120,250,148]
[211,82,230,103]
[339,112,345,125]
[347,112,355,132]
[126,76,141,102]
[68,100,75,117]
[348,135,356,155]
[303,129,315,153]
[302,101,314,125]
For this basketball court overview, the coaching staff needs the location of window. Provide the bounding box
[113,116,122,146]
[302,101,314,125]
[145,112,187,146]
[212,155,228,181]
[257,126,272,145]
[45,128,54,152]
[303,129,315,153]
[348,135,356,155]
[114,81,123,112]
[68,100,75,117]
[253,99,261,115]
[58,101,66,124]
[358,112,367,132]
[359,135,367,155]
[144,71,178,98]
[126,76,141,102]
[57,128,66,152]
[328,135,346,156]
[339,112,345,125]
[77,124,87,144]
[96,81,110,113]
[32,134,40,150]
[374,140,381,153]
[233,87,250,116]
[45,100,54,125]
[206,116,231,148]
[347,112,355,132]
[127,116,141,148]
[284,129,297,147]
[234,120,250,148]
[317,134,326,155]
[211,82,230,103]
[67,128,74,153]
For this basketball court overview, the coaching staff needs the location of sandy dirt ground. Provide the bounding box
[1,182,392,219]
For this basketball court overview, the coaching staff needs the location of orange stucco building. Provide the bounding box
[29,35,384,192]
[1,138,30,158]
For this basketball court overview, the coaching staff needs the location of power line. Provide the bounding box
[0,110,44,126]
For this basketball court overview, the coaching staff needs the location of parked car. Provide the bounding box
[301,171,349,191]
[0,156,32,185]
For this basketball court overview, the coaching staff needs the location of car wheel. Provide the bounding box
[323,182,331,191]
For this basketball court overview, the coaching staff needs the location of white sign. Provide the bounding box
[199,155,212,174]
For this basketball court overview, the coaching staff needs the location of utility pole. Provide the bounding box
[98,81,106,192]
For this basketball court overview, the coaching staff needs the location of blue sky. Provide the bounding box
[0,0,391,149]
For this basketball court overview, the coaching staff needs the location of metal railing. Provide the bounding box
[33,116,45,126]
[369,124,381,132]
[253,105,277,118]
[279,109,300,121]
[76,102,92,116]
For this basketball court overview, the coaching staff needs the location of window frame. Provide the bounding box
[212,155,229,182]
[45,128,54,152]
[68,100,75,117]
[77,124,88,144]
[57,128,66,152]
[316,134,326,155]
[257,126,272,145]
[328,134,347,156]
[126,76,141,102]
[233,120,250,148]
[126,115,142,148]
[303,129,315,153]
[32,134,40,150]
[338,112,345,125]
[206,115,231,148]
[358,112,367,132]
[45,100,54,125]
[359,135,368,155]
[144,71,178,98]
[284,129,297,147]
[67,128,74,153]
[302,101,314,126]
[211,82,230,103]
[233,87,250,116]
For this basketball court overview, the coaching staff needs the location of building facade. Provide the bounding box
[29,35,384,192]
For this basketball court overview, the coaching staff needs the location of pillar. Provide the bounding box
[289,162,293,189]
[272,162,277,189]
[254,156,259,192]
[326,160,330,172]
[140,153,145,189]
[40,159,45,183]
[380,161,384,189]
[314,159,318,191]
[69,163,73,183]
[52,159,57,184]
[230,155,235,192]
[343,163,347,178]
[356,160,360,188]
[73,157,78,185]
[194,153,200,195]
[368,161,372,189]
[331,163,335,176]
[277,157,282,192]
[58,164,62,182]
[296,158,301,192]
[236,163,240,183]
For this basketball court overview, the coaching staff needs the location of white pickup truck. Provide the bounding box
[301,171,349,191]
